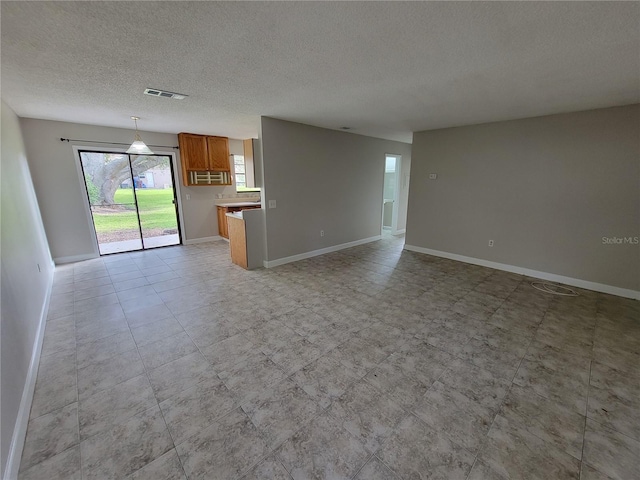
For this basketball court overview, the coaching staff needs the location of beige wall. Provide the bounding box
[260,117,412,262]
[406,104,640,292]
[1,102,54,475]
[19,118,245,260]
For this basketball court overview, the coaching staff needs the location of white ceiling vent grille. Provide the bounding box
[144,88,187,100]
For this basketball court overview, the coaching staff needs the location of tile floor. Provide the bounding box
[18,235,639,479]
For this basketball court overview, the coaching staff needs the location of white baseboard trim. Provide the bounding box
[392,229,406,235]
[404,244,640,300]
[3,269,54,480]
[53,253,98,264]
[264,235,383,268]
[184,235,222,245]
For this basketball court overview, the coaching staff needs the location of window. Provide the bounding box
[234,155,246,188]
[233,154,260,192]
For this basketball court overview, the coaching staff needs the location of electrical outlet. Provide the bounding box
[268,199,277,209]
[186,194,191,200]
[320,230,325,237]
[488,240,494,247]
[429,173,438,180]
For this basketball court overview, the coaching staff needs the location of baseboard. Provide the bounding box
[404,244,640,300]
[184,235,222,245]
[3,269,54,480]
[53,253,98,264]
[392,229,406,235]
[264,235,382,268]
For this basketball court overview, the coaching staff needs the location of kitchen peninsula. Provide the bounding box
[216,201,261,239]
[226,208,264,269]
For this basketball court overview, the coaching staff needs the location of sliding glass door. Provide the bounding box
[79,151,181,255]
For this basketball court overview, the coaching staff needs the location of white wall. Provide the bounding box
[406,104,640,294]
[19,118,246,260]
[1,102,54,477]
[260,117,412,262]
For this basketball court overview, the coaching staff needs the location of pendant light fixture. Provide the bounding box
[126,116,154,155]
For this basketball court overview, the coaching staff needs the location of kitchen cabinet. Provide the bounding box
[217,203,261,239]
[217,206,229,239]
[207,136,230,171]
[178,133,231,186]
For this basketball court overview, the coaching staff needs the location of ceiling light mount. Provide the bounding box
[126,116,154,155]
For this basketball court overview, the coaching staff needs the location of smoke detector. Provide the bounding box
[144,88,187,100]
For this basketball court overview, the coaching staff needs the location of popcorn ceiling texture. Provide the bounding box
[1,1,638,142]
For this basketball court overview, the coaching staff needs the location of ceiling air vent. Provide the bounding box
[144,88,187,100]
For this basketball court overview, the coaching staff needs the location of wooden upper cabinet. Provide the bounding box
[178,132,231,186]
[207,136,230,171]
[178,133,208,170]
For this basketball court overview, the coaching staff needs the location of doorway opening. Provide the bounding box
[382,154,401,235]
[79,151,182,255]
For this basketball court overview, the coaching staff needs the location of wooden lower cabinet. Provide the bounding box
[216,206,229,239]
[227,216,248,269]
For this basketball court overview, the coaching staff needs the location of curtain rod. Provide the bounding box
[59,138,179,149]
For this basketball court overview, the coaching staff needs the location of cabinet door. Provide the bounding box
[207,136,230,171]
[217,207,228,238]
[179,133,208,170]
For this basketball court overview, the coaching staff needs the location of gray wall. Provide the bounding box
[19,118,245,261]
[260,117,412,261]
[1,102,54,475]
[396,154,411,232]
[406,104,640,292]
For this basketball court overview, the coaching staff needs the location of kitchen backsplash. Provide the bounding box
[216,192,261,200]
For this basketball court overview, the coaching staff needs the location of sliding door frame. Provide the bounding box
[73,145,185,256]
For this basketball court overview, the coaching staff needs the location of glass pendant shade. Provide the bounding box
[127,117,154,155]
[126,137,154,154]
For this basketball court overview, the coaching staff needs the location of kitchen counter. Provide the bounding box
[218,201,261,208]
[216,203,262,239]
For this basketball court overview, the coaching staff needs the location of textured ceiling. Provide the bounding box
[1,1,638,143]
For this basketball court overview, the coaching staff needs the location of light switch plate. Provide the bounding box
[268,199,277,209]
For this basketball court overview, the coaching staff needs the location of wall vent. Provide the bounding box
[144,88,187,100]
